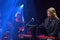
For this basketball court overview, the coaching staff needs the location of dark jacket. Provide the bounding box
[44,18,60,37]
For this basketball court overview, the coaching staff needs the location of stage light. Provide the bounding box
[20,4,24,9]
[18,4,24,11]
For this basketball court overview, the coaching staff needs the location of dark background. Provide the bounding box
[34,0,60,23]
[24,0,60,25]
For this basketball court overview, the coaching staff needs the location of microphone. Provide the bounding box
[25,18,35,26]
[32,18,34,21]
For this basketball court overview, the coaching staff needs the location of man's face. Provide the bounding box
[16,14,22,19]
[47,10,54,18]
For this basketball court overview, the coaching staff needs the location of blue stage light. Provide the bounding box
[20,4,24,9]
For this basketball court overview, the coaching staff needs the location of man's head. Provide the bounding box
[15,12,22,20]
[47,7,58,19]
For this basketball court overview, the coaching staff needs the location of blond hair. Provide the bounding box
[47,7,59,19]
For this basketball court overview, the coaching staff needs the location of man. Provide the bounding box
[43,7,60,37]
[12,13,25,40]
